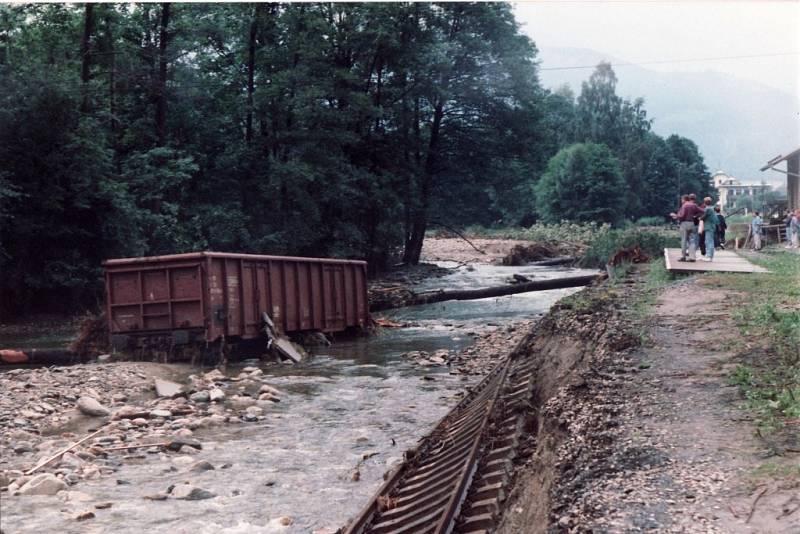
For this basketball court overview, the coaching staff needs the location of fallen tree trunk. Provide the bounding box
[372,273,604,311]
[527,256,579,267]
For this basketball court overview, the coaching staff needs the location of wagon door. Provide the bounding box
[241,262,258,338]
[241,262,272,338]
[323,265,346,331]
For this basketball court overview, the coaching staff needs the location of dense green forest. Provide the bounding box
[0,3,713,314]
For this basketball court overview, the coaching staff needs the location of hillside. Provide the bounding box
[539,46,800,186]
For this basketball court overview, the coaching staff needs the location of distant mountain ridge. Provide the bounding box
[537,46,799,187]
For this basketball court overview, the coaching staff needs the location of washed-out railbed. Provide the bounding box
[0,263,592,533]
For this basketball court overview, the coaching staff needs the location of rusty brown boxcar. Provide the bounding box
[104,251,369,356]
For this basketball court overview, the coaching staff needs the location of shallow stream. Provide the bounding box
[0,263,597,533]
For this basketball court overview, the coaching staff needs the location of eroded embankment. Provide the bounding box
[495,260,799,533]
[492,273,647,533]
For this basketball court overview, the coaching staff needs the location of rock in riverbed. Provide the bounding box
[17,473,68,496]
[167,436,202,452]
[74,510,95,521]
[76,396,110,417]
[154,378,184,398]
[189,460,215,472]
[170,483,216,500]
[258,384,282,397]
[189,391,210,403]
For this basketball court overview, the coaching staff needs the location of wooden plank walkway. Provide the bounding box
[664,248,769,273]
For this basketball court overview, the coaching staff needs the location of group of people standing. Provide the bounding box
[750,209,800,251]
[670,194,726,262]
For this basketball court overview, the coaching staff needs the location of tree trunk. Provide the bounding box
[105,10,117,140]
[245,5,259,143]
[80,3,94,113]
[371,274,603,312]
[155,3,171,147]
[403,95,422,252]
[373,56,383,133]
[403,100,444,265]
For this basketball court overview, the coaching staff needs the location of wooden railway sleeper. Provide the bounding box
[409,442,478,481]
[371,493,451,530]
[457,513,495,533]
[464,496,501,518]
[410,440,482,480]
[370,505,448,534]
[394,463,463,500]
[469,481,505,504]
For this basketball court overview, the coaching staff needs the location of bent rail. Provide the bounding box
[345,349,540,534]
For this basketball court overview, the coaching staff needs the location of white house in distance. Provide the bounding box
[712,171,770,209]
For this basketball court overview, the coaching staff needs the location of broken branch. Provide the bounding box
[25,426,109,475]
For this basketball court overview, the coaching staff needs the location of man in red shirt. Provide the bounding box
[670,195,705,262]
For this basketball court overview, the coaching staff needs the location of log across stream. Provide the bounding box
[372,272,604,311]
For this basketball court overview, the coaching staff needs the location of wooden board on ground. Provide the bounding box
[664,248,769,273]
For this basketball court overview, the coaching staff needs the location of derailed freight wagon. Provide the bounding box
[104,251,369,360]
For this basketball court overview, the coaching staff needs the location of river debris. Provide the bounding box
[373,317,406,328]
[368,263,451,311]
[372,274,601,312]
[69,312,109,358]
[502,241,582,265]
[0,362,284,497]
[400,319,538,376]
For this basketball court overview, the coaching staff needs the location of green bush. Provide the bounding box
[634,216,669,227]
[581,229,679,268]
[464,221,612,244]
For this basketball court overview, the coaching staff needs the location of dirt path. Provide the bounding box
[498,270,799,533]
[604,280,798,532]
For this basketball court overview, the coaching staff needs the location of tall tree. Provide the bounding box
[535,143,626,225]
[0,3,711,315]
[155,3,170,146]
[79,3,93,113]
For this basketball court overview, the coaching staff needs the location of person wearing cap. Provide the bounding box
[670,195,705,262]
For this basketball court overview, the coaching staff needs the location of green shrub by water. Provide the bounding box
[581,229,679,268]
[634,216,669,227]
[466,221,612,244]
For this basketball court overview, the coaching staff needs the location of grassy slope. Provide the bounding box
[700,249,800,434]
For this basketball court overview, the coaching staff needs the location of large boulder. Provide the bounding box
[154,378,184,398]
[17,473,68,496]
[76,397,110,417]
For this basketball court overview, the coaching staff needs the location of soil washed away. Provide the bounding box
[0,262,592,533]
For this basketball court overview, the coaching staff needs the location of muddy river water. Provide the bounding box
[0,263,596,534]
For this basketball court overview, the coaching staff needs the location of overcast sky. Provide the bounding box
[514,1,799,96]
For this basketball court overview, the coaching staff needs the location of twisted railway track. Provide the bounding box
[345,350,538,534]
